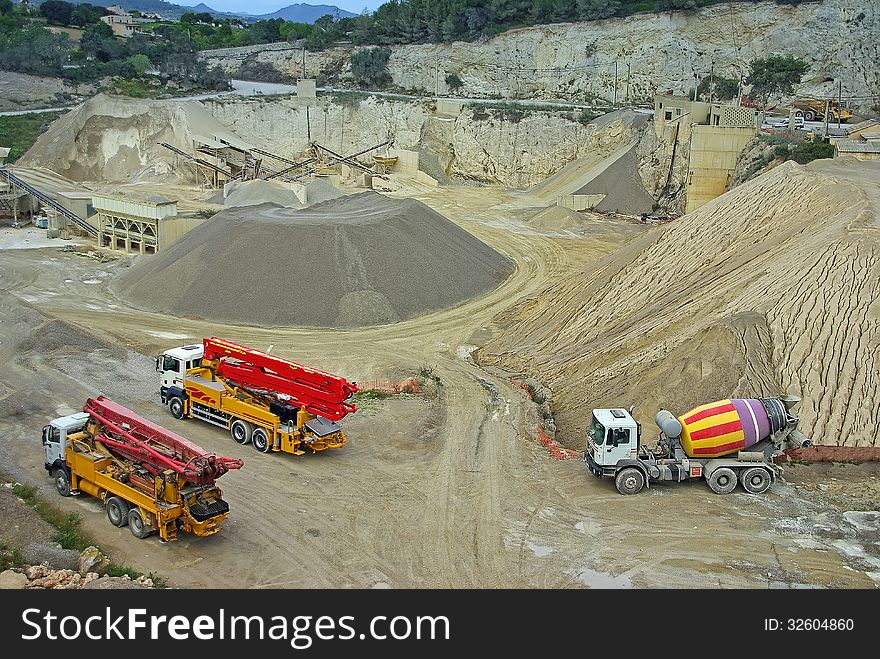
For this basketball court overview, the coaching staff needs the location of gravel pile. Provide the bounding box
[528,206,585,231]
[112,191,513,328]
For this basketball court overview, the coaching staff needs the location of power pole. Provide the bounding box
[435,64,440,97]
[693,73,698,102]
[626,63,631,104]
[302,47,306,79]
[306,105,310,142]
[823,98,830,138]
[709,61,714,104]
[837,80,843,129]
[613,59,618,108]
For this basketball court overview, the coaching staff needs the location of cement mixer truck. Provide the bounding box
[584,397,811,495]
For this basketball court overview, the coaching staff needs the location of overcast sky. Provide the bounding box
[175,1,385,15]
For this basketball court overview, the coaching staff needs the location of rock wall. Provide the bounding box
[205,97,645,188]
[202,1,879,111]
[21,93,645,190]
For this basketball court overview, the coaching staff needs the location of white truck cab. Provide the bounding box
[42,411,90,478]
[157,344,204,391]
[584,408,640,475]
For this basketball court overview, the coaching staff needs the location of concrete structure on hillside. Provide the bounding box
[54,191,96,226]
[828,119,880,144]
[94,194,201,254]
[834,139,880,161]
[654,95,760,213]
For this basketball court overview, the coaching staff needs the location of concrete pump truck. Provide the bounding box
[157,337,358,455]
[43,396,242,541]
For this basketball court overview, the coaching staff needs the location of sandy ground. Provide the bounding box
[0,179,877,588]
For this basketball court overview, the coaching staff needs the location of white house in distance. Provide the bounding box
[101,7,153,38]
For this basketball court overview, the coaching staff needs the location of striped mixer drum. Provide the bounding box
[677,398,787,459]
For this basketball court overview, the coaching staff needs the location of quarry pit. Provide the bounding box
[1,86,878,590]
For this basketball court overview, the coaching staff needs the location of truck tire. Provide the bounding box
[741,467,772,494]
[106,496,130,527]
[128,508,152,539]
[52,468,71,497]
[805,110,816,121]
[794,110,804,119]
[230,419,253,445]
[615,467,645,495]
[168,396,185,420]
[707,467,738,495]
[252,427,272,453]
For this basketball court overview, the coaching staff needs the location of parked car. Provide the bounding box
[768,117,805,129]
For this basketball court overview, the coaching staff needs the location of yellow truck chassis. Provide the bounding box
[174,367,347,455]
[65,432,230,542]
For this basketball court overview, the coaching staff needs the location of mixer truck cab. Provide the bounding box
[585,408,641,476]
[585,397,811,496]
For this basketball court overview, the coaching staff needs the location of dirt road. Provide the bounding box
[1,185,877,588]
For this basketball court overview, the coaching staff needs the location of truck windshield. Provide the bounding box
[588,416,606,446]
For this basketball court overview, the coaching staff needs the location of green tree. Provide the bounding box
[80,21,122,62]
[40,0,74,25]
[0,0,13,16]
[697,74,740,101]
[71,3,109,28]
[126,53,151,75]
[350,46,391,88]
[181,12,213,25]
[445,72,463,92]
[746,55,809,106]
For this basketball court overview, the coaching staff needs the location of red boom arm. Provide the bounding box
[84,396,243,485]
[202,337,358,422]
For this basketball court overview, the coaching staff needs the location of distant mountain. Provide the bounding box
[25,0,355,24]
[248,4,356,22]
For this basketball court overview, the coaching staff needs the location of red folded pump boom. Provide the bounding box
[202,337,358,422]
[84,396,243,486]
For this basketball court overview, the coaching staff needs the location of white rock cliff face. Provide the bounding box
[205,97,643,188]
[203,1,878,111]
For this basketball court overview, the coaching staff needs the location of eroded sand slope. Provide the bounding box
[479,158,880,447]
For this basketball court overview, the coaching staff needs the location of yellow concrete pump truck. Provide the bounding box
[157,337,358,455]
[43,396,243,541]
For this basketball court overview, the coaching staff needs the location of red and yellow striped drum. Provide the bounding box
[678,399,777,459]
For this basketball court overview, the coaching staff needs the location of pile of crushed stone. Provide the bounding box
[112,191,513,328]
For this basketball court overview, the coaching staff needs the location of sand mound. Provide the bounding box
[479,158,880,447]
[20,94,246,183]
[223,179,304,208]
[112,191,513,328]
[527,206,585,231]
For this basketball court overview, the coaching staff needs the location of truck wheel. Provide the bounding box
[708,467,738,495]
[52,468,71,497]
[805,110,816,121]
[128,508,152,539]
[794,110,804,119]
[615,467,645,495]
[230,419,253,445]
[168,397,185,420]
[741,467,772,494]
[251,427,272,453]
[106,496,130,527]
